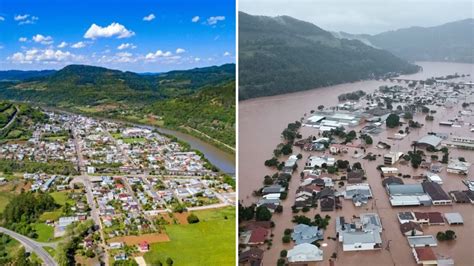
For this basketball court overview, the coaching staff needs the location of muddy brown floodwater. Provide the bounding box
[239,62,474,266]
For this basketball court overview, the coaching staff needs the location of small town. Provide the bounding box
[239,75,474,266]
[0,108,235,265]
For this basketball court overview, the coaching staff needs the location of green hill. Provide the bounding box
[333,19,474,63]
[239,12,420,100]
[0,64,235,149]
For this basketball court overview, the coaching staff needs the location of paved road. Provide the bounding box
[0,105,19,131]
[0,227,57,266]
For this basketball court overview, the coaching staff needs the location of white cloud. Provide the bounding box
[0,16,5,21]
[14,14,38,25]
[192,16,200,23]
[117,43,137,50]
[14,14,29,21]
[57,41,68,48]
[8,48,79,64]
[84,22,135,39]
[71,41,86,48]
[223,51,231,56]
[194,57,201,62]
[19,37,28,42]
[0,45,4,49]
[143,13,156,21]
[176,48,186,54]
[32,34,53,45]
[207,16,225,25]
[145,50,173,60]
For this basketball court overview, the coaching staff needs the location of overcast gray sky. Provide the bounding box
[239,0,474,34]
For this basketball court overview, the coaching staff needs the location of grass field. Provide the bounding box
[143,207,235,265]
[39,210,62,222]
[0,191,14,213]
[44,246,56,258]
[34,223,54,242]
[50,191,74,206]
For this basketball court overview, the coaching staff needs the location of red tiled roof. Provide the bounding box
[415,247,437,261]
[249,227,268,244]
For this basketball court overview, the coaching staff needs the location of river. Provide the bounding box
[239,61,474,265]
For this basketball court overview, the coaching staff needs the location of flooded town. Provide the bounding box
[239,62,474,266]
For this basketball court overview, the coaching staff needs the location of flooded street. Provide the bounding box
[239,62,474,265]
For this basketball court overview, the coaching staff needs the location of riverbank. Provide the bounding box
[239,61,474,265]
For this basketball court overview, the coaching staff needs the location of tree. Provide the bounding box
[166,258,174,266]
[436,231,446,241]
[318,105,324,110]
[403,112,413,120]
[187,213,200,224]
[386,114,400,128]
[255,206,272,221]
[445,230,456,240]
[282,235,291,243]
[280,250,288,257]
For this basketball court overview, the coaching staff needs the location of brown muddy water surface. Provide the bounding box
[239,62,474,266]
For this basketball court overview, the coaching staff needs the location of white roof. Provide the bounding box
[444,213,463,224]
[287,243,323,263]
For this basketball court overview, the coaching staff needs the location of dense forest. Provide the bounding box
[239,12,420,100]
[0,64,236,149]
[145,81,235,147]
[368,19,473,63]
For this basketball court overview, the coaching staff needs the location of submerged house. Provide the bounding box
[336,213,383,251]
[291,224,324,245]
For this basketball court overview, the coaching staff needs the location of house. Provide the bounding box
[413,247,438,265]
[384,152,403,165]
[447,159,470,175]
[449,191,470,203]
[422,182,452,205]
[305,156,335,168]
[261,185,284,195]
[239,248,263,266]
[291,224,324,245]
[444,213,463,225]
[381,167,399,176]
[347,170,365,184]
[114,253,128,261]
[416,135,443,149]
[398,212,416,224]
[344,184,372,206]
[58,216,78,229]
[320,197,335,211]
[109,242,124,249]
[283,155,299,174]
[336,214,383,251]
[426,173,443,184]
[414,212,444,225]
[387,184,431,206]
[138,241,149,252]
[248,227,269,245]
[400,221,423,236]
[407,235,437,247]
[287,243,323,263]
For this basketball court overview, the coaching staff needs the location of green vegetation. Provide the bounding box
[1,192,58,238]
[145,81,235,149]
[338,90,366,101]
[238,12,419,100]
[386,114,400,128]
[365,18,474,63]
[144,207,235,265]
[0,159,78,175]
[34,223,54,242]
[436,230,456,241]
[0,64,236,150]
[56,220,95,266]
[0,191,15,214]
[0,101,48,141]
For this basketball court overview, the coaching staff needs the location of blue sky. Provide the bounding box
[0,0,235,72]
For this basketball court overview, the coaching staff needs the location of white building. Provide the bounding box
[287,243,323,263]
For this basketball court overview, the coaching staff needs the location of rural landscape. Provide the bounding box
[0,0,236,265]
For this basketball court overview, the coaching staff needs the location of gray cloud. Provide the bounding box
[239,0,474,34]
